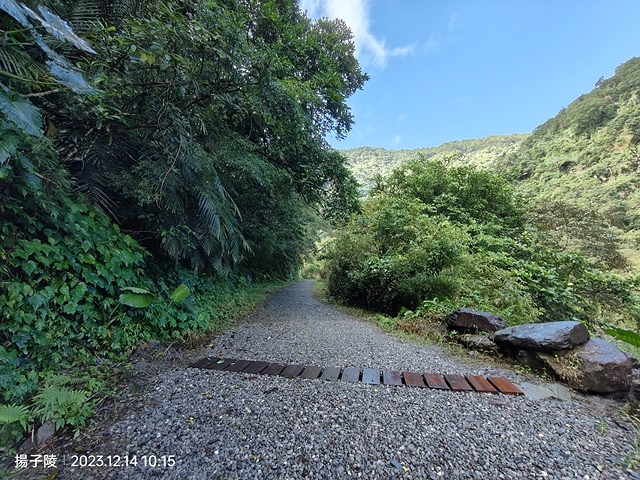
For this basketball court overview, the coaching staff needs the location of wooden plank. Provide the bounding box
[383,370,403,386]
[204,358,236,371]
[403,371,426,387]
[423,373,450,390]
[362,368,381,385]
[487,377,524,396]
[320,366,341,381]
[189,357,217,369]
[280,364,305,379]
[224,359,253,373]
[242,361,270,374]
[341,367,360,383]
[261,363,287,376]
[444,374,474,392]
[466,375,499,394]
[299,366,323,380]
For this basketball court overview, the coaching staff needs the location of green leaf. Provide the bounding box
[119,288,158,308]
[603,326,640,348]
[0,404,31,429]
[169,284,190,303]
[121,286,153,294]
[0,89,43,137]
[0,403,30,423]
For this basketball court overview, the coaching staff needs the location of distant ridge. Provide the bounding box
[341,134,528,194]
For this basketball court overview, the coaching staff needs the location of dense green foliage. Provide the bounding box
[40,0,365,274]
[505,57,640,265]
[0,0,365,450]
[325,159,640,329]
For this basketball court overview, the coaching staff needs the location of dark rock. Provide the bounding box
[516,349,548,371]
[457,334,499,353]
[446,308,507,333]
[538,338,633,393]
[492,321,590,351]
[36,421,56,445]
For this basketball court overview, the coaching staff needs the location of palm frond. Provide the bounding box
[0,47,45,84]
[72,168,119,220]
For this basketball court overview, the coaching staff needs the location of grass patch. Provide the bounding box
[179,279,291,350]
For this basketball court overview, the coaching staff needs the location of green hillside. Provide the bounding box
[506,56,640,261]
[342,134,528,193]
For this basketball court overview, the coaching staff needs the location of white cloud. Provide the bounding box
[396,113,408,122]
[300,0,415,69]
[424,34,441,52]
[392,134,402,146]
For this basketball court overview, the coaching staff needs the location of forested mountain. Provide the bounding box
[342,134,528,193]
[506,56,640,262]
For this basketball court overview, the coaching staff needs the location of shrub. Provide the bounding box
[324,197,468,314]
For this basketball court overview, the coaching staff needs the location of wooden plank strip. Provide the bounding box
[403,371,426,387]
[362,368,381,385]
[444,374,474,392]
[487,377,524,396]
[383,370,403,386]
[204,358,236,371]
[299,366,323,380]
[341,367,360,383]
[189,357,218,369]
[466,375,499,394]
[224,359,253,373]
[423,373,450,390]
[261,363,287,376]
[280,364,305,379]
[242,361,270,374]
[320,366,341,381]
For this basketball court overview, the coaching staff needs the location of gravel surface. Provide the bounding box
[46,281,637,479]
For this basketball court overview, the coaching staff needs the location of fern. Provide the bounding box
[32,385,89,430]
[0,404,31,430]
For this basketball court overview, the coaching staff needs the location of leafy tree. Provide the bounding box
[526,199,628,270]
[41,0,365,276]
[325,196,468,314]
[372,157,524,234]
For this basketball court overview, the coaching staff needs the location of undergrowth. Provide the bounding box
[0,271,287,458]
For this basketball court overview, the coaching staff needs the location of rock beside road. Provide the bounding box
[538,338,634,393]
[446,308,507,332]
[492,321,590,351]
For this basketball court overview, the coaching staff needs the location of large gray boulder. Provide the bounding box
[446,308,507,333]
[492,321,589,351]
[538,338,633,393]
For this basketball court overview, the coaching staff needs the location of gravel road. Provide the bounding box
[49,280,637,479]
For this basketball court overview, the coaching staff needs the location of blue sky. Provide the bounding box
[300,1,640,150]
